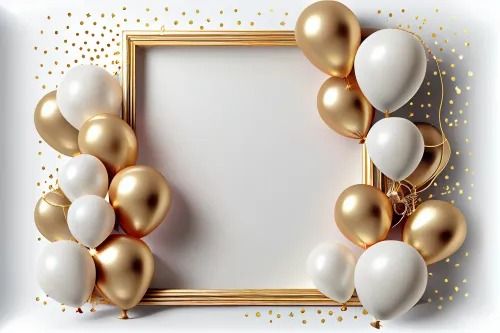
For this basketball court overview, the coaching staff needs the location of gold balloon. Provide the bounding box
[93,234,154,310]
[295,0,361,77]
[78,114,138,177]
[109,166,171,238]
[34,90,79,156]
[403,200,466,265]
[34,189,75,242]
[406,123,451,189]
[317,75,373,140]
[335,184,392,248]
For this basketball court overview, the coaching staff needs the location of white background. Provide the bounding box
[137,45,361,289]
[1,0,499,332]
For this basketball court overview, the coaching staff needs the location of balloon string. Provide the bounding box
[415,51,446,194]
[386,179,418,222]
[344,76,352,90]
[395,28,448,195]
[398,28,447,149]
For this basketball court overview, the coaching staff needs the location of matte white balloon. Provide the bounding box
[354,29,426,113]
[36,240,96,307]
[306,243,356,303]
[59,154,108,201]
[366,117,424,181]
[354,241,427,320]
[68,195,115,248]
[57,65,122,129]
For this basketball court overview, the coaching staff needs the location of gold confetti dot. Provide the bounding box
[255,311,261,317]
[337,316,343,322]
[302,319,307,325]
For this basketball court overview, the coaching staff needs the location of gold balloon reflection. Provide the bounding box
[34,90,79,156]
[403,200,467,265]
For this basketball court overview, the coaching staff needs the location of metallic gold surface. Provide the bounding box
[334,184,392,248]
[403,200,467,265]
[317,75,373,139]
[122,30,369,306]
[34,90,79,156]
[361,143,374,185]
[406,123,451,189]
[295,1,361,77]
[139,289,360,306]
[34,188,75,242]
[78,114,138,177]
[109,166,171,238]
[94,234,154,310]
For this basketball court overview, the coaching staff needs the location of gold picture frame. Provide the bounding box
[122,30,368,306]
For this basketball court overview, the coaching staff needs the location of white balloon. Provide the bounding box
[354,241,427,320]
[56,65,122,129]
[59,154,108,201]
[366,117,424,181]
[354,29,426,113]
[306,243,356,303]
[36,240,96,307]
[68,195,115,248]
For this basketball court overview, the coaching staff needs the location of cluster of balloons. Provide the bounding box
[297,0,467,323]
[34,65,171,317]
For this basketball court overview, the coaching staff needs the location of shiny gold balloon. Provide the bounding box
[93,234,154,310]
[334,184,392,248]
[34,189,75,242]
[34,90,79,156]
[78,114,138,177]
[109,166,171,238]
[403,200,466,265]
[406,123,451,189]
[317,75,373,140]
[295,0,361,77]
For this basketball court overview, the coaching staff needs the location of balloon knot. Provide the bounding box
[119,309,129,320]
[370,320,381,329]
[359,138,366,144]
